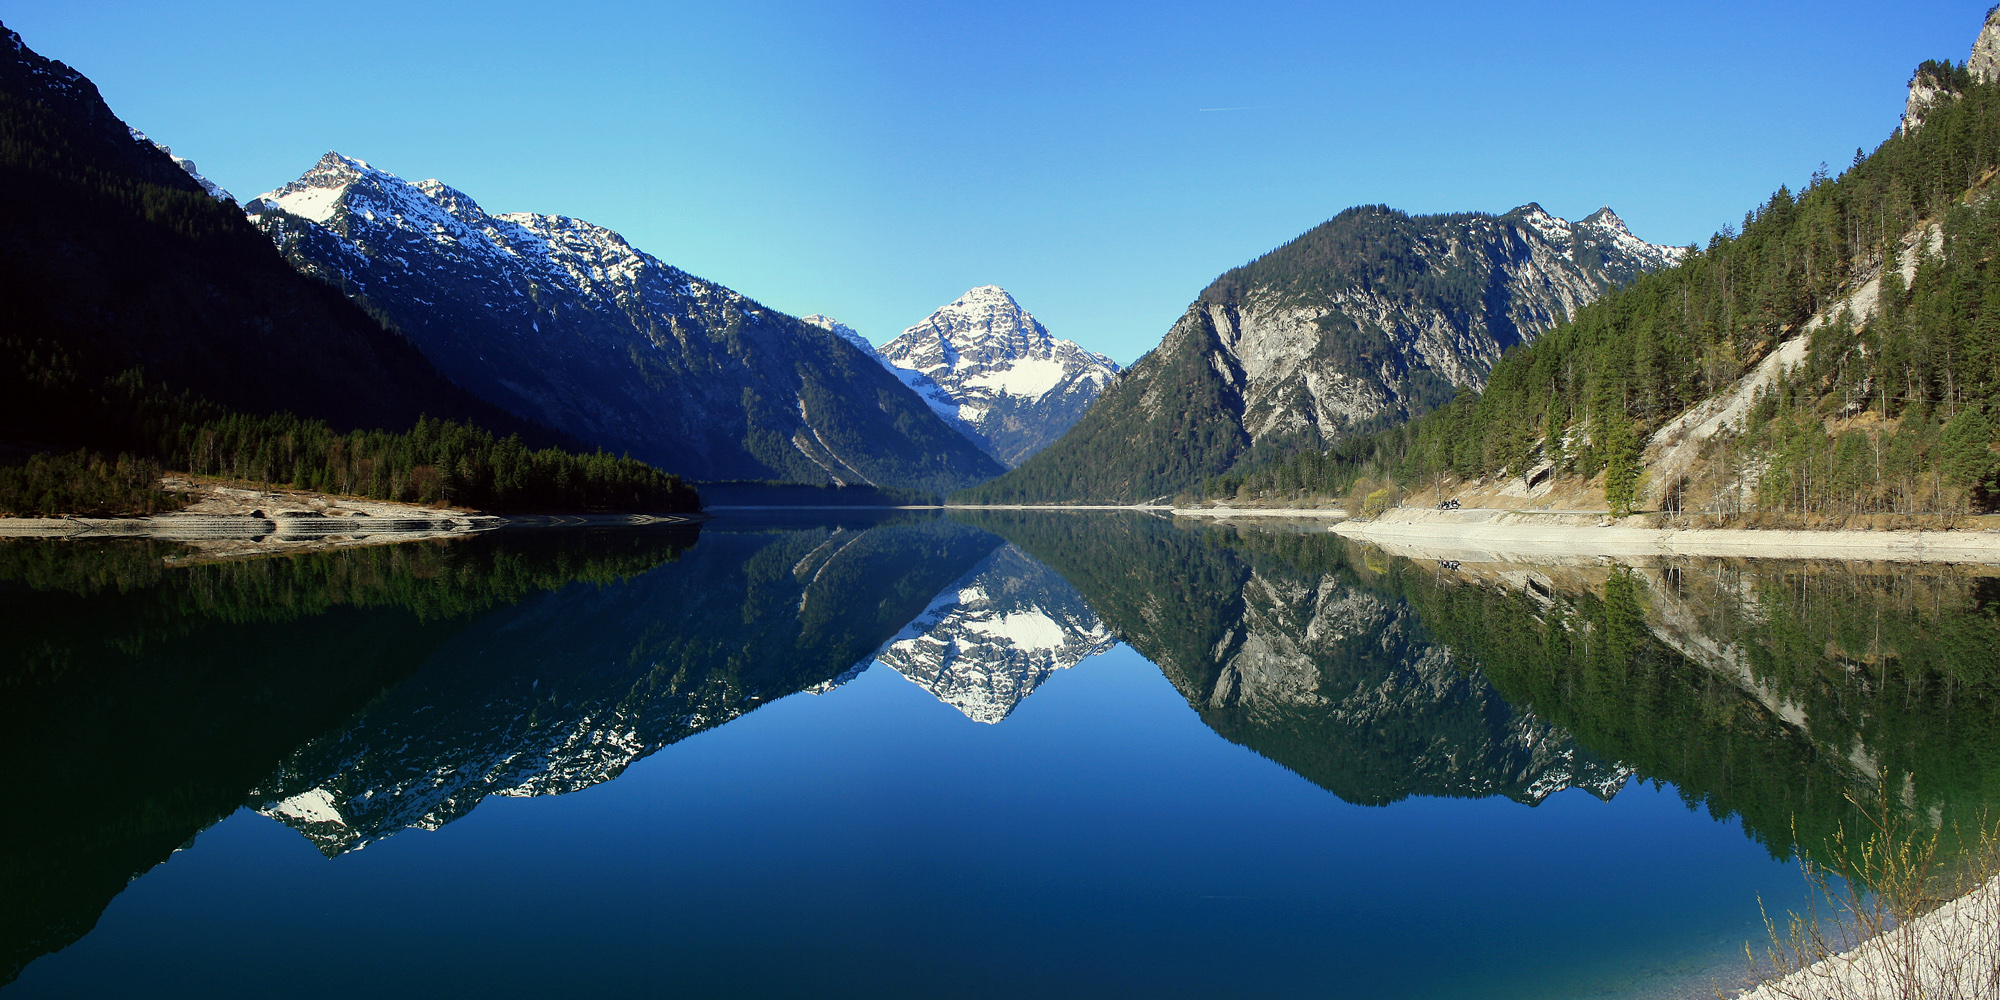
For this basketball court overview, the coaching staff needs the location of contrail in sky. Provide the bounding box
[1197,106,1259,112]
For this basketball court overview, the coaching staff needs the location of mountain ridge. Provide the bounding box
[248,153,1003,492]
[0,22,545,442]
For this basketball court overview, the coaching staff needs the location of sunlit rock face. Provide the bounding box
[964,513,1634,806]
[978,204,1682,502]
[873,545,1116,723]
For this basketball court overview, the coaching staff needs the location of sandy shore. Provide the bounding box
[1169,505,1351,518]
[0,483,703,561]
[944,503,1170,511]
[1332,508,2000,564]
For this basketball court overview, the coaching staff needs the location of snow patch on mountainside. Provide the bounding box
[966,355,1068,398]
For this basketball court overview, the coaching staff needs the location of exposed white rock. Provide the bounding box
[1161,205,1683,451]
[1193,563,1632,805]
[1905,7,2000,134]
[1971,6,2000,84]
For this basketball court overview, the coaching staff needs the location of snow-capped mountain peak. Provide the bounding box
[871,545,1116,723]
[895,285,1056,367]
[874,287,1121,466]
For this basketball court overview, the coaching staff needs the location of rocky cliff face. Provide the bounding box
[969,512,1630,805]
[872,544,1116,723]
[1904,8,2000,132]
[247,155,1002,492]
[964,204,1681,502]
[873,287,1121,466]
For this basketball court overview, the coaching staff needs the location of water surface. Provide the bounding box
[5,511,1996,998]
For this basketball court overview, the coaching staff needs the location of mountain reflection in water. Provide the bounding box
[5,510,2000,995]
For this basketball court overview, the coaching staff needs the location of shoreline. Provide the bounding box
[0,482,705,560]
[1331,508,2000,564]
[942,503,1171,511]
[1735,876,1999,999]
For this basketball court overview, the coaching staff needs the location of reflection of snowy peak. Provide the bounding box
[877,287,1121,466]
[874,545,1115,723]
[247,522,1001,856]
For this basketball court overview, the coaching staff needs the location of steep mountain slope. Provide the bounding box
[1397,554,2000,868]
[129,127,232,202]
[800,313,975,439]
[248,156,1002,492]
[1245,6,2000,518]
[872,286,1121,466]
[961,205,1681,503]
[0,22,532,438]
[0,531,693,986]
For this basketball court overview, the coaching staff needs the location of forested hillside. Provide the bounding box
[0,22,698,515]
[1218,56,2000,520]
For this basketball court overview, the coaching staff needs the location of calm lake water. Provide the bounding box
[5,511,1997,998]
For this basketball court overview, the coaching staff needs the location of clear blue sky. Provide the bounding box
[5,1,1990,363]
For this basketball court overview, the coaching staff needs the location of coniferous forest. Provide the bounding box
[1210,61,2000,519]
[0,339,698,515]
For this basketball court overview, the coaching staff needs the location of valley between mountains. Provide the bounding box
[16,8,2000,999]
[14,7,2000,539]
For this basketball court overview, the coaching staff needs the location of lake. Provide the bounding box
[4,510,1997,998]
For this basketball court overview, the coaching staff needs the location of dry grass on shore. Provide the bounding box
[1735,800,2000,999]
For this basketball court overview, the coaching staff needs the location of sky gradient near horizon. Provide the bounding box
[7,1,1990,362]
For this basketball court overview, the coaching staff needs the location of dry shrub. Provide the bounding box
[1735,797,2000,999]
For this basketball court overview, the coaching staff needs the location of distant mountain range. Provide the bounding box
[249,513,1641,858]
[252,520,1002,856]
[246,155,1002,492]
[962,204,1683,503]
